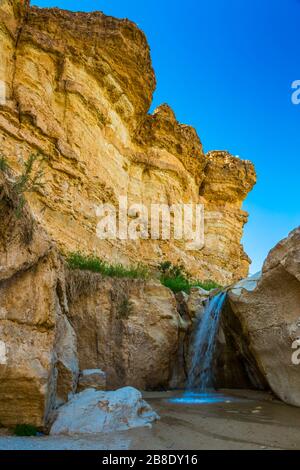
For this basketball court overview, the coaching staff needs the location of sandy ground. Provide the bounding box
[1,390,300,450]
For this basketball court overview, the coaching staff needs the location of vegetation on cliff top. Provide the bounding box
[67,254,220,293]
[67,252,149,279]
[158,261,221,294]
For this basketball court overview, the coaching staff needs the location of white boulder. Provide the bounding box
[50,387,159,435]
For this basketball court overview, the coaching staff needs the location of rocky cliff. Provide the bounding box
[227,227,300,406]
[0,168,78,427]
[0,0,256,285]
[0,168,182,427]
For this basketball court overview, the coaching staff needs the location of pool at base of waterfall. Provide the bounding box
[168,391,239,405]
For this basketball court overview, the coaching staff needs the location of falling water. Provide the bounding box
[169,291,236,405]
[186,292,227,393]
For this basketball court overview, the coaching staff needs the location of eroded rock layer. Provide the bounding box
[0,0,256,285]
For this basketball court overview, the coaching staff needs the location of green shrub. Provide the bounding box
[13,424,38,437]
[13,153,45,195]
[67,252,149,279]
[0,153,45,218]
[160,275,190,293]
[0,155,9,173]
[117,296,134,319]
[159,261,186,278]
[13,154,45,217]
[191,280,221,291]
[158,261,221,294]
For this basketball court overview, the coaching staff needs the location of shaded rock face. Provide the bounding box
[227,228,300,406]
[214,295,268,391]
[55,313,79,406]
[0,0,256,285]
[50,387,159,435]
[0,173,78,427]
[66,272,181,390]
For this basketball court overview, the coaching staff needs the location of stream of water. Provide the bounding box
[186,292,227,393]
[170,292,228,405]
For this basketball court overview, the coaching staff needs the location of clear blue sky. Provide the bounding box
[33,0,300,274]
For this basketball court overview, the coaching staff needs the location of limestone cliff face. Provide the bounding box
[0,169,181,427]
[0,0,256,285]
[0,169,79,427]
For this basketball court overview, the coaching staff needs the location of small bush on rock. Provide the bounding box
[0,155,9,173]
[0,152,45,218]
[158,261,221,294]
[117,296,135,319]
[13,424,38,437]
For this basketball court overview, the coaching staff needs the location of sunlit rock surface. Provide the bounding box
[0,0,256,285]
[0,172,78,427]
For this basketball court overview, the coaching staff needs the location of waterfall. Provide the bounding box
[186,292,227,394]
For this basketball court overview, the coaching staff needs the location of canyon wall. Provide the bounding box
[0,170,182,427]
[227,228,300,407]
[0,0,256,285]
[0,169,79,427]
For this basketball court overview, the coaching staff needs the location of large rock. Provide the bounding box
[66,272,181,390]
[227,227,300,406]
[50,387,159,435]
[0,0,256,285]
